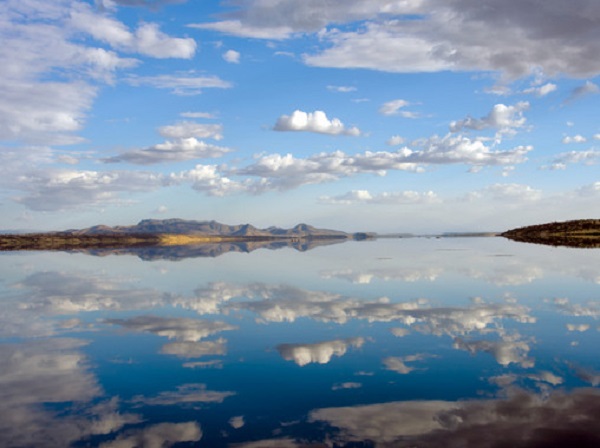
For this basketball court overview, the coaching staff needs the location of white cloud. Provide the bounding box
[561,134,587,144]
[125,74,232,95]
[320,189,439,205]
[189,20,294,40]
[327,85,357,93]
[379,99,418,118]
[594,134,600,140]
[0,80,97,145]
[273,110,361,136]
[404,134,532,166]
[190,1,420,39]
[386,135,405,146]
[522,82,557,97]
[14,168,164,211]
[104,138,232,165]
[546,149,600,169]
[277,338,364,366]
[171,164,249,196]
[302,2,600,78]
[222,49,241,63]
[180,111,217,119]
[70,5,196,59]
[450,102,529,135]
[158,122,223,140]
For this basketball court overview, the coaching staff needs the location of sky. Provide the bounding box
[1,0,600,233]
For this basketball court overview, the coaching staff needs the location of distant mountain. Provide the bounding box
[67,219,355,239]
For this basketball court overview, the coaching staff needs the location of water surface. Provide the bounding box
[1,237,599,447]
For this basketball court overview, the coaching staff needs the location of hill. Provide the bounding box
[501,219,600,248]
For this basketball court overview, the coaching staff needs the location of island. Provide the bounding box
[500,219,600,248]
[0,219,376,259]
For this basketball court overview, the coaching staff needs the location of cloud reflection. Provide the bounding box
[309,387,600,447]
[277,338,364,366]
[0,338,141,447]
[99,422,202,448]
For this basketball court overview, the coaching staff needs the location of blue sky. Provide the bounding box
[1,0,600,233]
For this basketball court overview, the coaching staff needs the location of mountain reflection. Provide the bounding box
[76,237,350,260]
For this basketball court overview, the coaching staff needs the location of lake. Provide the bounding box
[1,236,599,447]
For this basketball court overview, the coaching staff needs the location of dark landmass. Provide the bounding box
[501,219,600,248]
[0,219,375,258]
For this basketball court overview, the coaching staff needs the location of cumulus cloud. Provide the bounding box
[70,4,196,59]
[125,74,232,95]
[545,149,600,170]
[562,134,587,144]
[237,150,421,192]
[223,49,241,63]
[379,99,418,118]
[273,110,361,136]
[468,183,543,202]
[236,139,529,194]
[14,168,164,211]
[277,337,364,366]
[158,122,223,140]
[319,189,439,205]
[522,82,557,97]
[104,138,232,165]
[449,102,529,135]
[387,135,405,146]
[301,1,600,79]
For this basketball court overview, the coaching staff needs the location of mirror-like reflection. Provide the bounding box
[0,237,599,447]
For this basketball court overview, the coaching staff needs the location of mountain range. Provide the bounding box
[67,219,367,239]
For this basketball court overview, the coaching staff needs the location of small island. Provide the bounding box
[501,219,600,248]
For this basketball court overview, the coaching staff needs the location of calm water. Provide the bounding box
[1,237,599,447]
